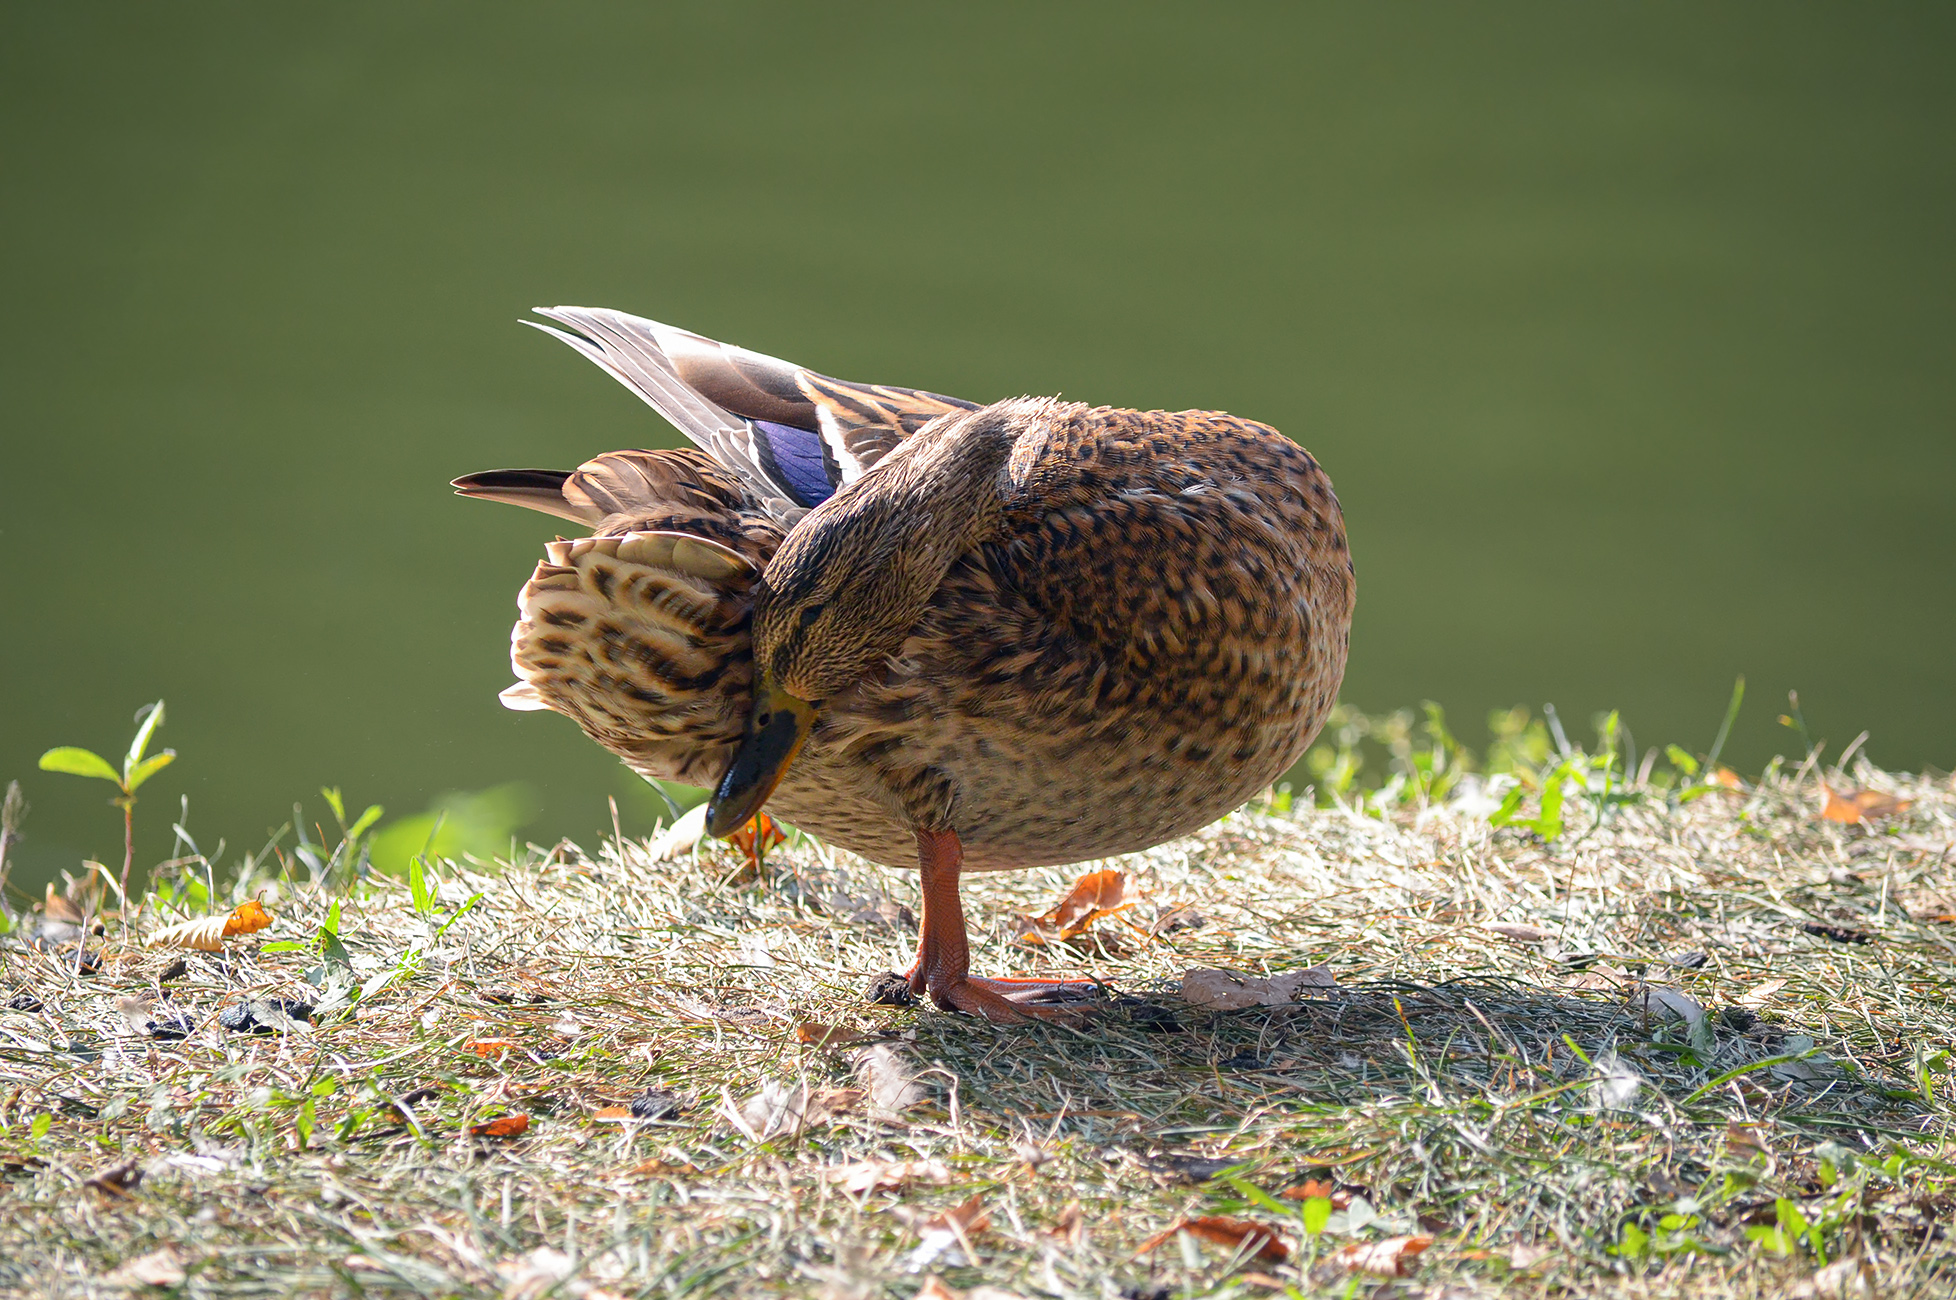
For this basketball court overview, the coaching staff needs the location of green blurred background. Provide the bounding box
[3,4,1952,894]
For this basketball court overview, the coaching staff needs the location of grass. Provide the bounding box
[1,714,1952,1299]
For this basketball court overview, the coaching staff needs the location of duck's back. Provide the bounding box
[770,402,1354,871]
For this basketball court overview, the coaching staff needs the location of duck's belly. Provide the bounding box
[772,524,1350,869]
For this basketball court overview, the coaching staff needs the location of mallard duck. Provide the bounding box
[456,308,1353,1022]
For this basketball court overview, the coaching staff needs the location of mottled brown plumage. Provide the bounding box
[457,307,1353,1021]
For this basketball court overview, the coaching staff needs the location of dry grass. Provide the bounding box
[2,756,1953,1299]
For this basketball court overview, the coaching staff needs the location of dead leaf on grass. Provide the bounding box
[469,1113,530,1138]
[468,1038,523,1056]
[1738,978,1788,1007]
[1280,1179,1354,1208]
[1180,966,1335,1010]
[902,1194,991,1270]
[1014,868,1134,945]
[145,899,273,951]
[824,1158,953,1194]
[1136,1215,1289,1265]
[795,1021,865,1049]
[1820,785,1914,825]
[1328,1233,1432,1277]
[105,1247,186,1289]
[1483,921,1556,943]
[84,1159,145,1198]
[727,811,787,873]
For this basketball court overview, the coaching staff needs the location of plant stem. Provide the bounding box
[121,798,134,932]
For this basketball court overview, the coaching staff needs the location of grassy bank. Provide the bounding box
[1,728,1952,1298]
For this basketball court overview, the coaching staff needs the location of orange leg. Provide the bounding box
[901,829,1106,1023]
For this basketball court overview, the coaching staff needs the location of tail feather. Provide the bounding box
[451,468,595,524]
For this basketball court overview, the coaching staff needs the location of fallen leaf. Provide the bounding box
[1044,1201,1085,1247]
[592,1106,634,1122]
[468,1038,524,1056]
[1801,921,1873,945]
[1328,1233,1432,1277]
[727,811,787,871]
[146,900,275,951]
[1820,785,1914,825]
[903,1194,991,1270]
[1180,966,1335,1010]
[44,882,85,925]
[1136,1215,1289,1265]
[1015,868,1134,945]
[1507,1242,1554,1270]
[1738,978,1788,1007]
[469,1113,530,1138]
[1280,1179,1354,1209]
[1483,921,1556,942]
[824,1159,953,1193]
[795,1021,865,1049]
[223,898,273,936]
[854,1043,927,1115]
[106,1247,186,1288]
[84,1159,145,1198]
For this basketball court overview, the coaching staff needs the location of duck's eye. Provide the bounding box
[798,604,826,630]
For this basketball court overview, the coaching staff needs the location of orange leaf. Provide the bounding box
[1136,1215,1289,1265]
[795,1021,865,1048]
[469,1113,529,1138]
[1279,1179,1353,1208]
[592,1106,634,1122]
[728,812,787,869]
[223,899,274,937]
[1016,869,1135,945]
[467,1038,522,1056]
[1820,785,1913,824]
[1329,1233,1432,1277]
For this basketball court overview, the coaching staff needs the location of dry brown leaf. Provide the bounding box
[591,1106,634,1122]
[1015,868,1135,945]
[1180,966,1335,1010]
[1821,785,1914,825]
[146,900,274,950]
[469,1113,530,1138]
[468,1038,523,1056]
[222,898,273,936]
[1329,1233,1432,1277]
[1136,1215,1289,1265]
[1483,921,1556,942]
[727,811,787,871]
[824,1158,953,1193]
[1279,1179,1354,1208]
[106,1247,186,1289]
[1044,1201,1085,1248]
[795,1021,865,1048]
[84,1159,145,1198]
[44,881,84,925]
[1738,977,1789,1007]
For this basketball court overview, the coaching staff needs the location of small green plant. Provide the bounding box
[38,700,174,917]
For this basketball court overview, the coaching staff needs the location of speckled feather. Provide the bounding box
[459,310,1353,872]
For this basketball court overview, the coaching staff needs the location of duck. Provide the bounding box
[455,307,1353,1023]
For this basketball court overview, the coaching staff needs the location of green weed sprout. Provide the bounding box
[38,700,174,919]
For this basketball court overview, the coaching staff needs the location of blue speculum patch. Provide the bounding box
[754,420,836,507]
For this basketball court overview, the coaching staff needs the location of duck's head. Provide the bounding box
[704,399,1053,838]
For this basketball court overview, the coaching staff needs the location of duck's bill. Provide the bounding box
[706,682,816,838]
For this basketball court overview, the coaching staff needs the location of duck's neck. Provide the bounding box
[757,401,1044,699]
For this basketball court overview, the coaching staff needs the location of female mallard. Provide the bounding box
[457,308,1353,1022]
